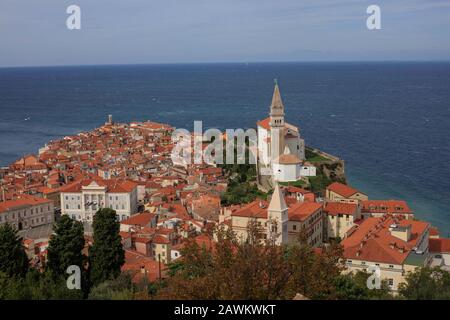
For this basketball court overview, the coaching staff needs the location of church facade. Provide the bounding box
[257,82,315,185]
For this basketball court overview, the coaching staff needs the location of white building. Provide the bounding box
[60,178,138,222]
[257,82,315,184]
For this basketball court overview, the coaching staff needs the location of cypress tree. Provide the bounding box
[89,208,125,285]
[47,215,85,276]
[0,223,29,277]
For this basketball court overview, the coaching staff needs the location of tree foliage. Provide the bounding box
[156,224,348,300]
[89,208,125,285]
[0,223,29,277]
[398,267,450,300]
[47,215,85,276]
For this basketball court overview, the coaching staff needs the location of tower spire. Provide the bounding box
[270,79,284,113]
[268,183,287,212]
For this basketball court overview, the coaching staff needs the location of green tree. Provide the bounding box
[334,271,392,300]
[399,267,450,300]
[88,273,134,300]
[47,215,85,276]
[0,224,28,277]
[89,208,125,285]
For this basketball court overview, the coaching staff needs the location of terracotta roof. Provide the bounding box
[277,153,301,165]
[341,217,429,265]
[429,238,450,253]
[257,117,271,130]
[152,235,170,244]
[231,200,269,219]
[121,212,155,226]
[361,200,412,215]
[59,178,138,193]
[0,195,53,213]
[327,182,363,198]
[288,202,322,222]
[324,202,358,216]
[429,227,440,237]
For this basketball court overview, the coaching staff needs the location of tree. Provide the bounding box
[47,215,85,276]
[156,224,340,300]
[399,267,450,300]
[88,273,134,300]
[0,224,28,277]
[334,271,392,300]
[89,208,125,285]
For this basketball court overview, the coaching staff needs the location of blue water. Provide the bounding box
[1,62,450,234]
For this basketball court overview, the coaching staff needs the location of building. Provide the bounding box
[221,184,323,247]
[0,195,54,230]
[324,202,360,240]
[325,182,368,204]
[429,238,450,270]
[341,215,430,291]
[361,200,413,219]
[60,178,138,222]
[257,82,315,185]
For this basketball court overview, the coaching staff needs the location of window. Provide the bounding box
[78,205,81,209]
[388,279,394,286]
[65,196,68,200]
[66,204,69,209]
[361,261,366,265]
[389,265,394,268]
[293,225,297,231]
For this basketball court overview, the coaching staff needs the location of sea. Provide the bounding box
[0,62,449,234]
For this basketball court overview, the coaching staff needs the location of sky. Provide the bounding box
[1,0,450,67]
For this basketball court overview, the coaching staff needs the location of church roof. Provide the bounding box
[276,145,301,165]
[268,184,288,212]
[257,117,298,132]
[276,154,301,165]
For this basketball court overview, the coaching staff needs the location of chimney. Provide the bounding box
[390,224,412,242]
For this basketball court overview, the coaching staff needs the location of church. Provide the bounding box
[256,82,316,186]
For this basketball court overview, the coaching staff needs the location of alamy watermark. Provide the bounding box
[64,5,381,31]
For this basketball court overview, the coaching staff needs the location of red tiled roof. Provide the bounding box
[324,202,358,216]
[152,235,170,244]
[361,200,412,215]
[288,202,322,222]
[230,200,269,219]
[59,178,138,193]
[121,213,155,226]
[429,238,450,253]
[0,195,53,212]
[327,182,363,198]
[341,217,429,265]
[256,117,271,130]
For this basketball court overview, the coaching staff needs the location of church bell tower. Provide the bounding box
[269,80,285,164]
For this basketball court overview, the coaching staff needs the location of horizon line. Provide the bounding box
[2,59,450,70]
